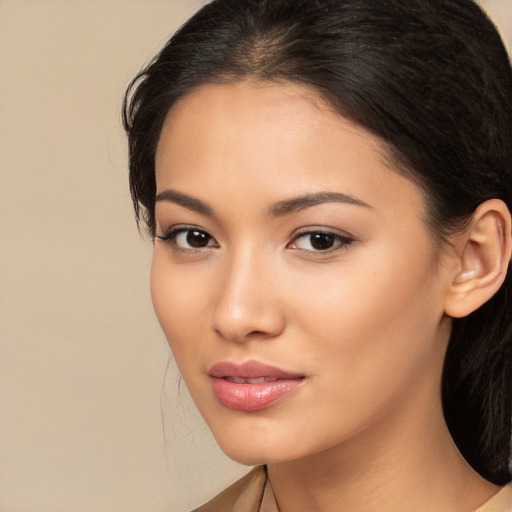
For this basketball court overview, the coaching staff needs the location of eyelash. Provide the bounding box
[288,229,355,253]
[155,226,355,254]
[156,226,218,251]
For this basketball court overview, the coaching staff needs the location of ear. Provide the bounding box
[444,199,512,318]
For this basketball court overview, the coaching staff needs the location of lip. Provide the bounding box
[208,360,305,411]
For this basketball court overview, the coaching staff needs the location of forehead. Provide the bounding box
[165,80,338,129]
[155,81,426,219]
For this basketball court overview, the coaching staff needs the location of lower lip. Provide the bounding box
[211,377,304,411]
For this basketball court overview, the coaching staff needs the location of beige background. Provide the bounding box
[0,1,510,511]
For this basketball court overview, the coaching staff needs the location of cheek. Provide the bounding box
[276,269,444,453]
[290,244,444,399]
[150,252,208,369]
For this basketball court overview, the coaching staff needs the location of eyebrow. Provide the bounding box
[268,192,372,216]
[155,190,214,216]
[155,189,371,217]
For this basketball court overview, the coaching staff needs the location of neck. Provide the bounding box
[266,384,499,512]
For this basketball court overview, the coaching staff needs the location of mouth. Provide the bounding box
[224,376,280,384]
[208,360,306,412]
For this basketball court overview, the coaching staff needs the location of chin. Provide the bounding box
[221,449,270,466]
[207,420,292,466]
[213,424,321,467]
[220,444,292,466]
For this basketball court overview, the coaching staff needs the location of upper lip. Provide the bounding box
[208,360,303,379]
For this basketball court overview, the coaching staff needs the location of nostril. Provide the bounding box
[247,330,267,337]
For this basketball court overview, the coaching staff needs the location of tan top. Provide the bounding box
[194,467,267,512]
[193,466,512,512]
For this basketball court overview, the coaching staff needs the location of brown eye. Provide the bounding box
[309,233,336,250]
[156,227,217,250]
[289,230,354,252]
[185,230,211,248]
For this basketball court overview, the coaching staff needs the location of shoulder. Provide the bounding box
[474,483,511,512]
[192,466,267,512]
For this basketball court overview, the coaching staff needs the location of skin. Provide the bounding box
[151,81,503,512]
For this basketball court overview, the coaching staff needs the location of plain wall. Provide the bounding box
[0,1,510,511]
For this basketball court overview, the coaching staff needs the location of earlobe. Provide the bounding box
[444,199,512,319]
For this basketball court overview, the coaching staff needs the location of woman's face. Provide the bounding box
[151,82,453,465]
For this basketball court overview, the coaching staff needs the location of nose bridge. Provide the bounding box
[212,244,284,342]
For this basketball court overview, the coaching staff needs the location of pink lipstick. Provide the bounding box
[208,360,305,411]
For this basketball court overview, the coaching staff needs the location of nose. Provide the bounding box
[211,250,286,343]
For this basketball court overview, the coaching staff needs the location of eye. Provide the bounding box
[288,230,354,252]
[156,227,218,250]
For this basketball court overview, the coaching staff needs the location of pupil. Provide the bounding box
[187,230,209,248]
[311,233,334,250]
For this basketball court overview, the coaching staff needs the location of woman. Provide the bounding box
[123,0,512,510]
